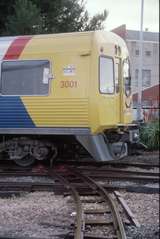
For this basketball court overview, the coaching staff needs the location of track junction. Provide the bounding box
[0,157,159,239]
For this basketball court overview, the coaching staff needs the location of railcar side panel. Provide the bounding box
[0,31,133,133]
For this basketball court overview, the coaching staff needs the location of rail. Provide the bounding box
[47,167,128,239]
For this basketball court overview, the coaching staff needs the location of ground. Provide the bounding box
[0,152,159,239]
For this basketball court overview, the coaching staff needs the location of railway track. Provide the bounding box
[56,159,159,169]
[0,171,158,182]
[0,163,158,181]
[0,181,158,198]
[0,162,158,238]
[0,161,159,197]
[49,167,129,239]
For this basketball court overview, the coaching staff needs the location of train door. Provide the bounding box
[115,57,121,123]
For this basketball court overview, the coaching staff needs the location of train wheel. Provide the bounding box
[14,155,35,167]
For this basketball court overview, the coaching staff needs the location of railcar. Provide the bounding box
[0,31,139,166]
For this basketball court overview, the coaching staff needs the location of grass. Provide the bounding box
[140,121,159,150]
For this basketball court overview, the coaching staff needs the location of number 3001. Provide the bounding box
[60,81,77,88]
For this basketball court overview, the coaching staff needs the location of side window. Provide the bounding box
[115,58,120,93]
[0,60,51,96]
[123,58,131,96]
[99,56,114,94]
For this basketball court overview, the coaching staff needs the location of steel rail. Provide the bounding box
[0,171,47,176]
[48,170,85,239]
[0,181,158,197]
[77,167,159,177]
[0,167,158,182]
[50,167,127,238]
[72,169,127,239]
[56,160,159,169]
[75,171,159,182]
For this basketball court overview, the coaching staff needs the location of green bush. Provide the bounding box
[140,121,159,150]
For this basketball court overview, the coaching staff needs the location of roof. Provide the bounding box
[126,30,159,42]
[112,25,159,42]
[0,31,128,56]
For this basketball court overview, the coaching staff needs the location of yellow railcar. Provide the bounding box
[0,31,139,166]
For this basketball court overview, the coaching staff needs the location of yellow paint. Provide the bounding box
[19,31,132,133]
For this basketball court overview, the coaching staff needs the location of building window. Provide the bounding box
[99,56,114,94]
[135,69,139,79]
[145,51,151,57]
[135,69,139,86]
[134,69,151,88]
[1,60,51,96]
[135,50,139,56]
[142,69,151,87]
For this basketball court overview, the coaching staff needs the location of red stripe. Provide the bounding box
[4,36,32,60]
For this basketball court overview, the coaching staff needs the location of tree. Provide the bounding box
[1,0,108,36]
[5,0,42,35]
[0,0,16,34]
[33,0,108,33]
[84,10,108,31]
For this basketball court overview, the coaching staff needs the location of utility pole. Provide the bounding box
[137,0,144,121]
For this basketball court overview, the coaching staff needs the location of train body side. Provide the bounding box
[0,33,91,133]
[0,31,132,135]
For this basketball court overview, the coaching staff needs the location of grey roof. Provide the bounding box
[126,30,159,42]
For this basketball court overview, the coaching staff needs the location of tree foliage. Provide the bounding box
[0,0,108,36]
[0,0,15,34]
[5,0,42,35]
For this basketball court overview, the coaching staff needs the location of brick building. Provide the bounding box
[112,25,159,120]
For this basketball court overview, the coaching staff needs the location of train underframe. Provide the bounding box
[0,126,140,167]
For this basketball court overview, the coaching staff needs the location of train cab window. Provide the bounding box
[123,58,131,96]
[0,60,51,96]
[115,59,120,93]
[99,56,114,94]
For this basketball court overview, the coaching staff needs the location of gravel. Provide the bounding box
[0,151,159,238]
[124,193,159,239]
[121,151,159,239]
[0,191,158,238]
[0,192,74,239]
[121,151,159,164]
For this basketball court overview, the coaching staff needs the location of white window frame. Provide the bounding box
[123,58,131,97]
[0,59,52,96]
[99,56,115,94]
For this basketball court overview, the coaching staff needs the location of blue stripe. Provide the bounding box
[0,96,35,128]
